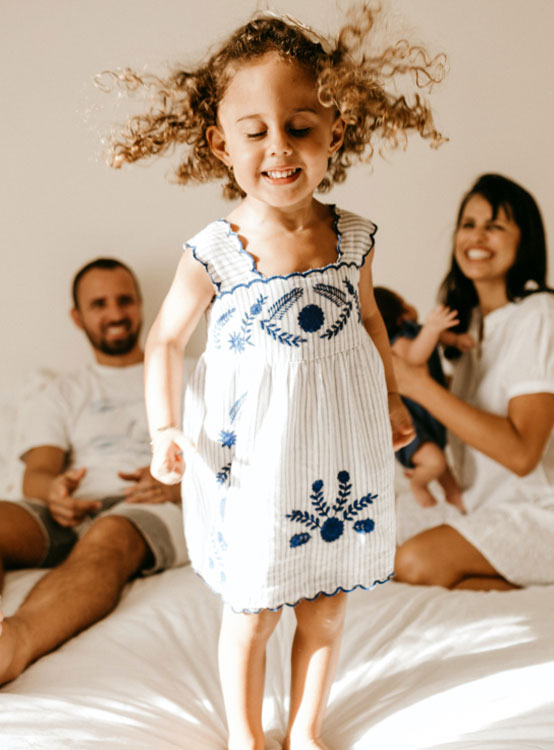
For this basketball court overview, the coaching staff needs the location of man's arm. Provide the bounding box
[22,446,101,527]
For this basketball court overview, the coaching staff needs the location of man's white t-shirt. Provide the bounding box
[16,363,151,499]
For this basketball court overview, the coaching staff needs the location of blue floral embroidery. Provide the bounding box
[344,279,362,322]
[229,332,248,353]
[298,304,325,333]
[227,295,267,352]
[214,307,236,349]
[265,288,304,321]
[219,430,236,448]
[286,471,377,547]
[229,392,247,423]
[314,283,347,307]
[217,462,232,485]
[260,288,308,346]
[260,321,307,347]
[319,279,359,339]
[216,391,247,482]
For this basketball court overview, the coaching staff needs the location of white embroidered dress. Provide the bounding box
[181,207,395,612]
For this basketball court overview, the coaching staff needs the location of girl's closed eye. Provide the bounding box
[289,126,311,137]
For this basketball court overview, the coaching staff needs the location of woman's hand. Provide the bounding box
[388,392,416,451]
[150,428,195,485]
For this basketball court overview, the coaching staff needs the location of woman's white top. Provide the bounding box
[447,292,554,585]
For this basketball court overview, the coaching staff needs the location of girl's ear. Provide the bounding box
[328,115,346,156]
[206,125,231,167]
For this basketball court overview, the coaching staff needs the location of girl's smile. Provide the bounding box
[207,53,345,213]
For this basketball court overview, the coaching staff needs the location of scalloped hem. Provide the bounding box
[193,569,395,614]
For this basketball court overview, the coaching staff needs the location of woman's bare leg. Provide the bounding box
[283,592,347,750]
[218,605,281,750]
[394,524,513,590]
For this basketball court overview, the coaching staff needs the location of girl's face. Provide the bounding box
[455,194,521,285]
[207,53,345,212]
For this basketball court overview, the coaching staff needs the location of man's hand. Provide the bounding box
[46,468,102,527]
[119,467,181,504]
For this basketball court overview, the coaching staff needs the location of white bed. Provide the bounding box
[2,385,554,749]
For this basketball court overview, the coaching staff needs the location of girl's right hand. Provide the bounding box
[150,428,194,485]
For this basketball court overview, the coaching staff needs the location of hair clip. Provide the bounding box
[256,10,334,55]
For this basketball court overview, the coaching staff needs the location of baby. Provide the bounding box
[374,287,475,511]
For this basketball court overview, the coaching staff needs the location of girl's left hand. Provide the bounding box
[388,392,416,451]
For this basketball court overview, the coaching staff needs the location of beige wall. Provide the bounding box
[1,0,553,392]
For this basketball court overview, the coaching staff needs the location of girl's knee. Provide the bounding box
[222,607,281,644]
[295,593,346,639]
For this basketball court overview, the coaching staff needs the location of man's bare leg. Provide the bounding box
[0,501,47,591]
[0,514,149,685]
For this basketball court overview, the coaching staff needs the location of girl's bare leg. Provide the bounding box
[283,592,347,750]
[218,605,281,750]
[408,442,447,508]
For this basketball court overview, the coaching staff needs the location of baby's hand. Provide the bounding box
[388,393,416,451]
[425,305,459,333]
[453,332,476,352]
[150,427,195,485]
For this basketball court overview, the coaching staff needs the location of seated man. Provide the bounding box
[0,258,187,685]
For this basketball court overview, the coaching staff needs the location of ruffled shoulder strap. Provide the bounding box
[335,208,377,268]
[184,219,254,292]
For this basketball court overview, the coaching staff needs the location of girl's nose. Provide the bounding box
[269,128,292,157]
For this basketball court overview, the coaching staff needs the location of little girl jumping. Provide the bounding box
[105,8,445,749]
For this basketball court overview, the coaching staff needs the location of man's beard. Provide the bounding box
[83,320,141,357]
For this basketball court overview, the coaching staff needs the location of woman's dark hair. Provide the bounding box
[440,173,551,359]
[374,286,405,339]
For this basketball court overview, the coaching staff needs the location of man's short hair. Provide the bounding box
[72,258,142,309]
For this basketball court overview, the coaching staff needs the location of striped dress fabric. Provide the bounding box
[181,206,395,612]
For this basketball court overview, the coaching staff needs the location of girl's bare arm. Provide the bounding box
[359,256,415,450]
[144,249,214,436]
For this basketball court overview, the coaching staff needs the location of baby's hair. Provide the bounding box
[99,4,446,199]
[373,286,405,339]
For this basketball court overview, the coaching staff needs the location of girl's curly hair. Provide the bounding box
[99,5,447,199]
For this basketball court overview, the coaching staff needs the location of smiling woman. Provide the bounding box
[394,173,554,592]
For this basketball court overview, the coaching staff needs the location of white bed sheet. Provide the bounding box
[2,561,553,750]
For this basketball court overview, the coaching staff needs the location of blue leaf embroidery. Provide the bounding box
[265,288,304,321]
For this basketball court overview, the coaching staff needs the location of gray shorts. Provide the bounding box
[16,496,189,575]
